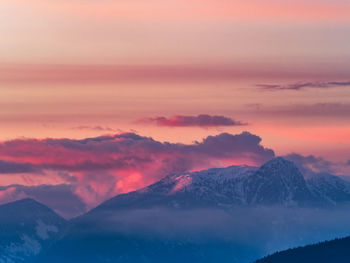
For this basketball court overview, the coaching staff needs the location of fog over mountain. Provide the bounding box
[1,157,350,262]
[89,157,350,211]
[20,157,350,262]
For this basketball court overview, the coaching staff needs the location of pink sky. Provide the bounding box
[1,0,350,215]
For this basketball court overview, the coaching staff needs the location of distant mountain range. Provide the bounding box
[1,157,350,263]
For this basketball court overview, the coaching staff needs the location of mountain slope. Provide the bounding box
[92,164,257,213]
[244,157,315,205]
[36,165,260,263]
[90,157,344,214]
[0,198,66,263]
[34,157,350,263]
[255,236,350,263]
[307,173,350,204]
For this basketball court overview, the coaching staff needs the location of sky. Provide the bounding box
[1,0,350,217]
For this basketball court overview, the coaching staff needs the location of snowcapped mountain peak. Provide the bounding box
[95,165,258,211]
[244,157,313,205]
[139,164,258,195]
[94,158,350,213]
[256,157,306,187]
[259,157,300,174]
[168,165,258,183]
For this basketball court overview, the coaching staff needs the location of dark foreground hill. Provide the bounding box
[255,236,350,263]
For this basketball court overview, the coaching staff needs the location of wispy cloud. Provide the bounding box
[257,81,350,91]
[71,125,121,132]
[3,64,350,85]
[284,153,335,176]
[254,103,350,117]
[138,114,246,127]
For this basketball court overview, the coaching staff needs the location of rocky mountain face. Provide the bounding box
[0,198,66,263]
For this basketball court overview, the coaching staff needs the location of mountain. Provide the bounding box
[36,165,260,263]
[243,157,315,205]
[254,235,350,263]
[307,172,350,204]
[89,157,350,212]
[92,164,257,212]
[88,158,315,213]
[34,157,350,263]
[0,198,66,263]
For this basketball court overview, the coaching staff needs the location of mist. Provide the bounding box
[63,204,350,263]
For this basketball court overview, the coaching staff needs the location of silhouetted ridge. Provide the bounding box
[0,198,65,222]
[255,236,350,263]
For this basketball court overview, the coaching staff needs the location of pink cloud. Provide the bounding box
[0,132,274,209]
[11,0,350,23]
[0,187,27,205]
[71,125,121,132]
[138,114,246,127]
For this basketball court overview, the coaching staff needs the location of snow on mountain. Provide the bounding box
[33,157,350,263]
[92,164,258,212]
[307,173,350,204]
[0,198,66,263]
[94,157,350,213]
[243,157,315,206]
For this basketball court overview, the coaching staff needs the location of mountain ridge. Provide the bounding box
[254,235,350,263]
[85,157,350,216]
[0,197,66,263]
[3,157,350,263]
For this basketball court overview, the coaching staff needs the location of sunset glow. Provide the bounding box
[1,0,350,217]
